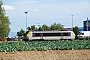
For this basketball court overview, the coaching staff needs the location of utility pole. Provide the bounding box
[71,15,73,31]
[25,11,28,32]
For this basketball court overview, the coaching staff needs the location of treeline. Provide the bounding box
[17,23,65,36]
[27,23,64,31]
[17,23,79,37]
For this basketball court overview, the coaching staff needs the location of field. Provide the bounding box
[0,40,90,52]
[0,40,90,60]
[0,50,90,60]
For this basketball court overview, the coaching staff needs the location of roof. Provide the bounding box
[32,31,73,33]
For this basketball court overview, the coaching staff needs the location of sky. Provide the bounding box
[2,0,90,33]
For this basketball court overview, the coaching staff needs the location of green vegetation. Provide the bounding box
[73,26,79,36]
[0,1,10,38]
[0,40,90,52]
[17,23,64,37]
[17,29,25,36]
[27,23,64,31]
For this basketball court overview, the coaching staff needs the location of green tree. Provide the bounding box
[17,29,25,36]
[38,27,43,31]
[27,27,31,31]
[41,24,50,31]
[27,25,36,31]
[50,23,64,31]
[31,25,36,31]
[73,26,79,36]
[0,1,10,38]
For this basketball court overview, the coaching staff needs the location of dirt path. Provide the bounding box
[0,50,90,60]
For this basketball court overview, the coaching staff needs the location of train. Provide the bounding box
[23,31,75,40]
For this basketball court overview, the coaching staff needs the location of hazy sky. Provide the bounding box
[2,0,90,32]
